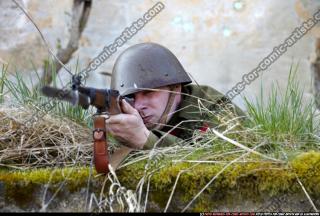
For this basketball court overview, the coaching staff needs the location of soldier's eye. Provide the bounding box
[126,94,134,99]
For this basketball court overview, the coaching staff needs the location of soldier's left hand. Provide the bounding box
[105,99,150,149]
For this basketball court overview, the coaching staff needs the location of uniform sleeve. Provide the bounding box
[142,130,184,150]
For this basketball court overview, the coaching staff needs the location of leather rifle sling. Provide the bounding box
[93,116,109,173]
[93,118,133,173]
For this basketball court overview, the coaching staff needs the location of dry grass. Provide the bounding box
[0,106,94,169]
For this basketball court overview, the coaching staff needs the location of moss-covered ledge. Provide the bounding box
[0,151,320,212]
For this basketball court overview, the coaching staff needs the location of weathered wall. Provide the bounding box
[0,0,320,109]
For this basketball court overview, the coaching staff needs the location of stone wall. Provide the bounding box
[0,0,320,109]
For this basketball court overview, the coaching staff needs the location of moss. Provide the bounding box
[0,167,91,186]
[291,151,320,195]
[0,166,100,200]
[117,151,320,211]
[1,151,320,211]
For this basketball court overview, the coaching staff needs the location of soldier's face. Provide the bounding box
[133,85,181,129]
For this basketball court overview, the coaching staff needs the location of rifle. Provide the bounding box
[41,75,134,174]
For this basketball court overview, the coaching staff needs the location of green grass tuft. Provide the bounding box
[244,64,320,153]
[0,64,8,103]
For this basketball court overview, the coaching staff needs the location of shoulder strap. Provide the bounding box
[156,86,177,129]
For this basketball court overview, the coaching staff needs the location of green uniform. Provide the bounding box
[143,84,246,149]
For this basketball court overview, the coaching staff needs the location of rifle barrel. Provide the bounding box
[41,86,90,109]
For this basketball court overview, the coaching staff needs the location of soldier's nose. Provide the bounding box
[134,100,147,111]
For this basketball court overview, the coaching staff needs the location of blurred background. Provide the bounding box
[0,0,319,110]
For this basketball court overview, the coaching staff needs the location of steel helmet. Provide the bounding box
[111,42,192,96]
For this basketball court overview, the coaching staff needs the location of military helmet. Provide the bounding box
[111,42,192,96]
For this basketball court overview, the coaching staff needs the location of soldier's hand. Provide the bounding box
[105,99,150,149]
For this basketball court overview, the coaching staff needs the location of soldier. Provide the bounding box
[106,42,245,150]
